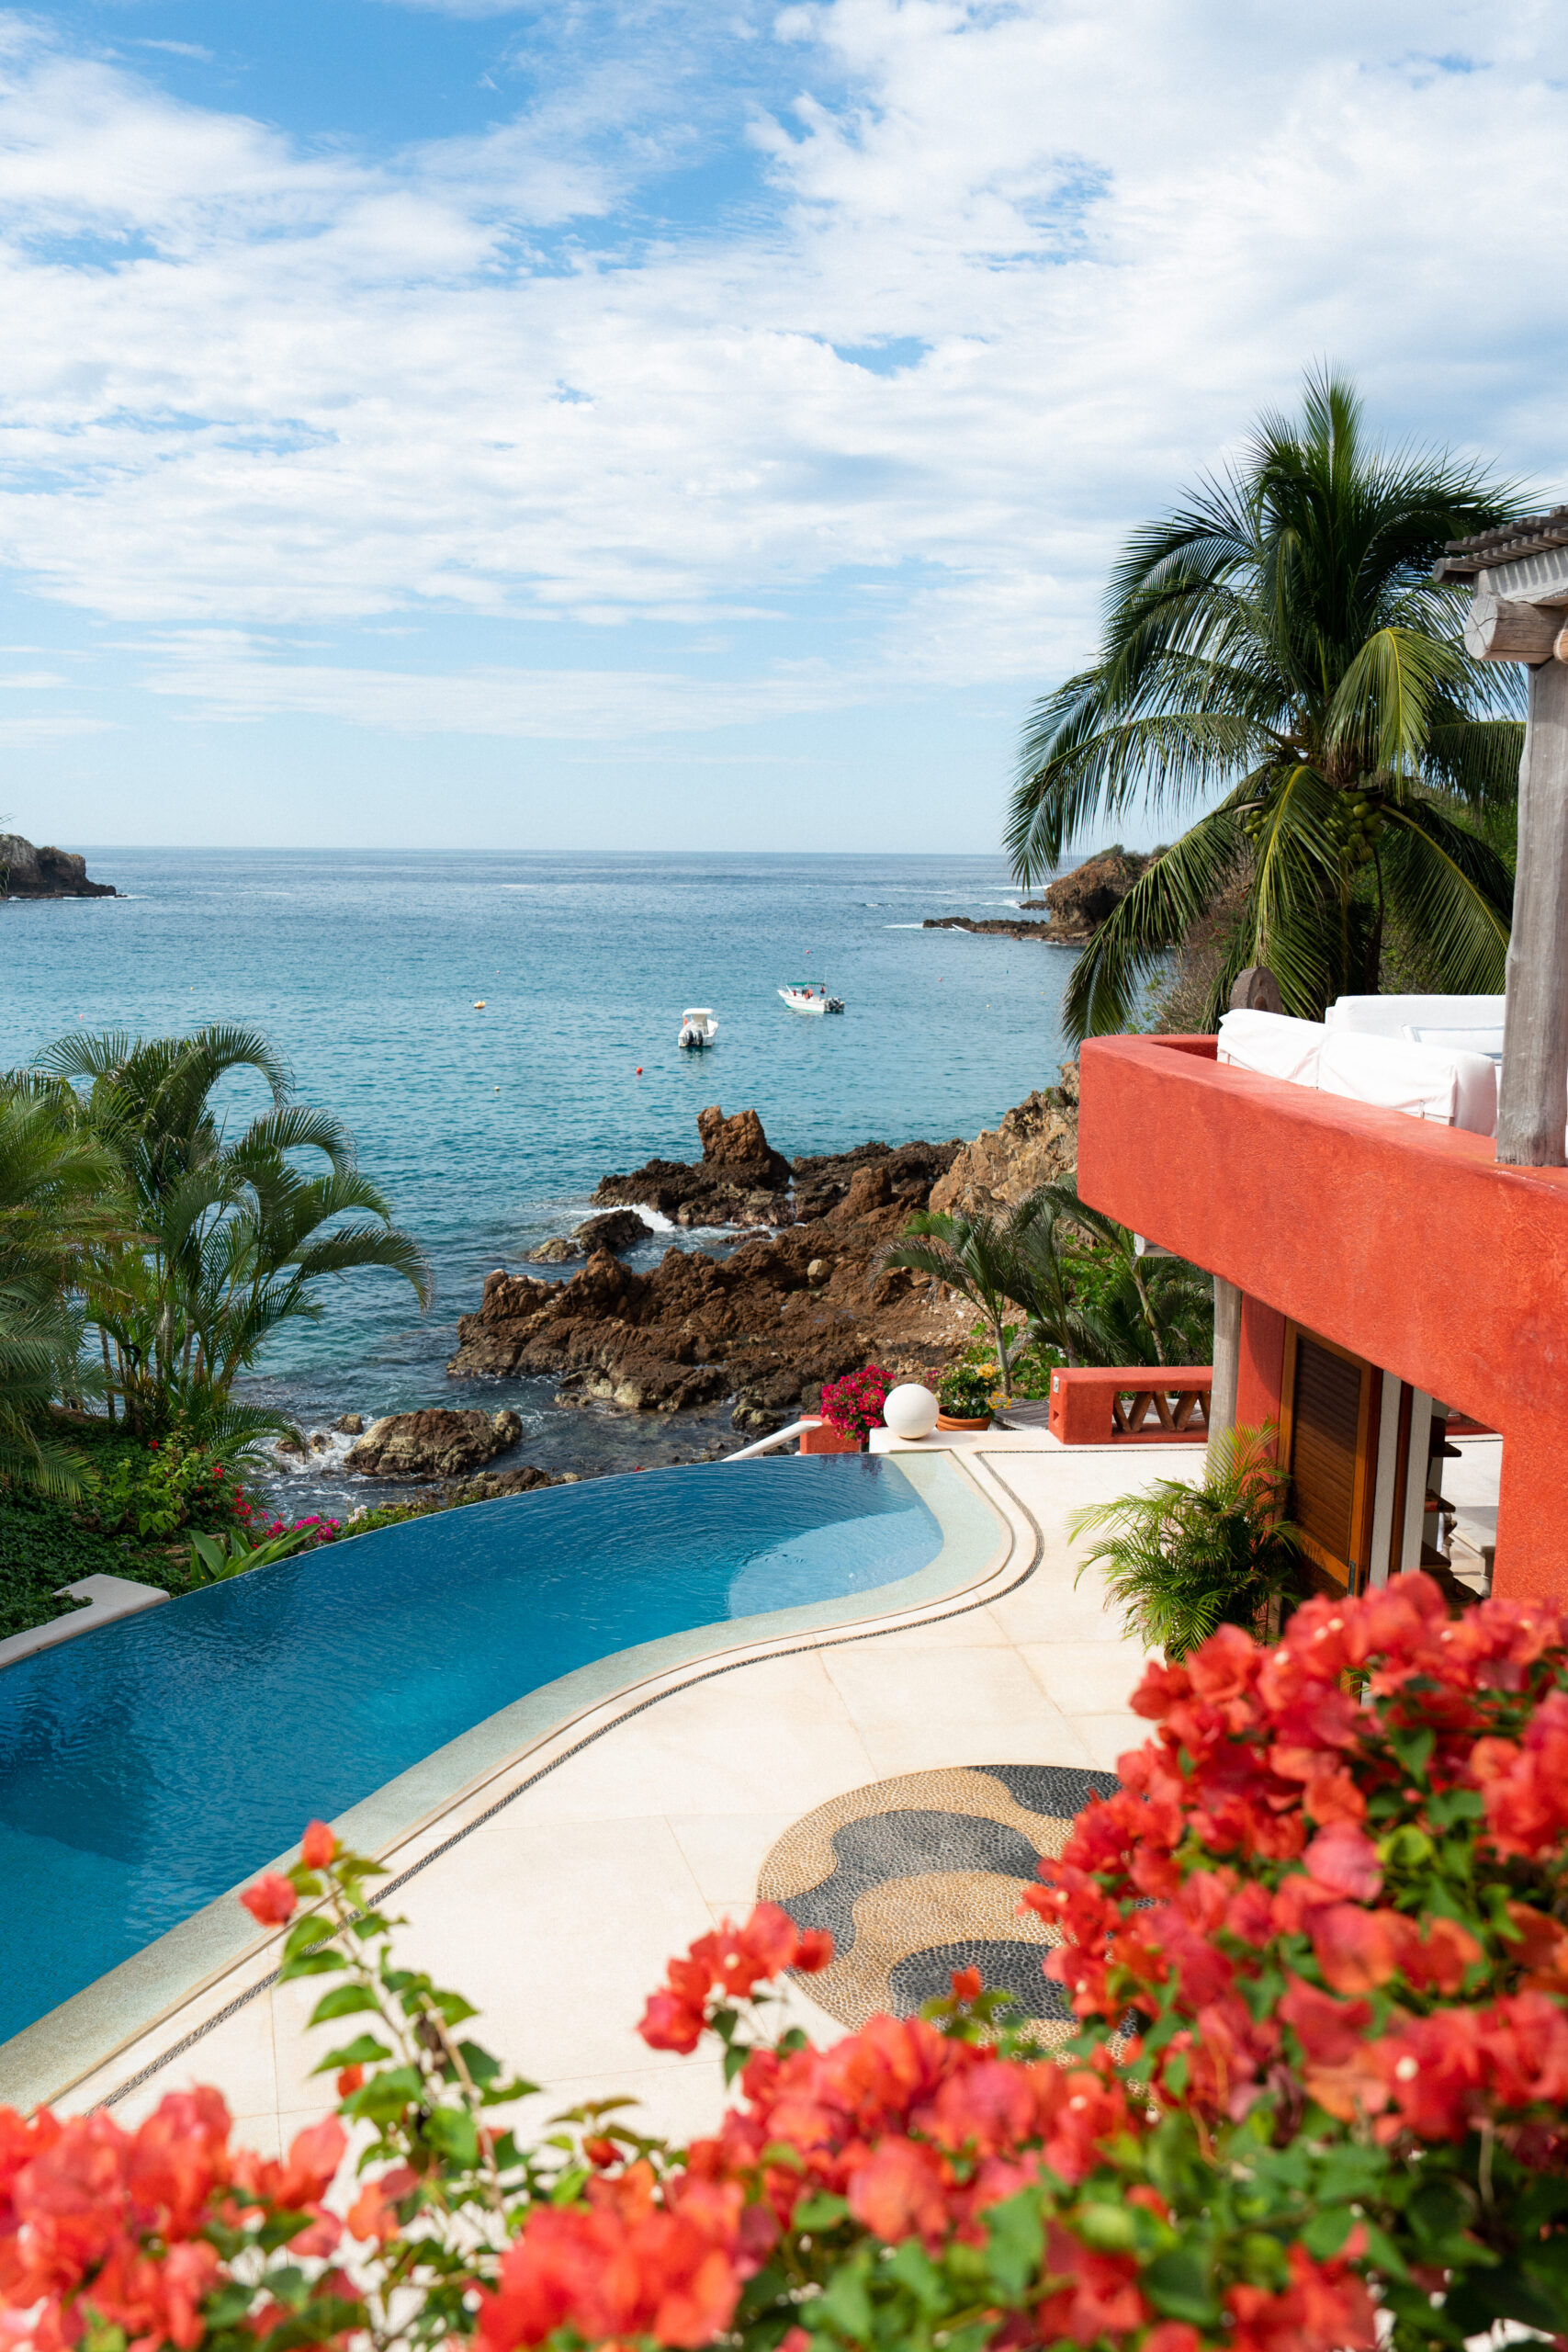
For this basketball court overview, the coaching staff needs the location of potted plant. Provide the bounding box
[936,1362,995,1430]
[1068,1422,1302,1655]
[802,1364,888,1453]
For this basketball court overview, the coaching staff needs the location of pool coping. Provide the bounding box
[4,1450,1030,2112]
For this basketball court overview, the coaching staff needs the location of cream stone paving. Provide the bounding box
[61,1439,1190,2149]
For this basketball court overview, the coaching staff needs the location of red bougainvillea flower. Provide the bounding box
[637,1905,833,2051]
[238,1873,298,1928]
[476,2164,744,2352]
[299,1821,337,1871]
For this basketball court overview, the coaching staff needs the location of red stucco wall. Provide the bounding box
[1077,1034,1568,1602]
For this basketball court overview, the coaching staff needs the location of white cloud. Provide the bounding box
[139,635,872,735]
[0,0,1562,732]
[130,40,217,62]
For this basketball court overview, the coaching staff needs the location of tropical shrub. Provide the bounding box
[8,1570,1568,2352]
[1014,1183,1213,1372]
[187,1514,342,1582]
[91,1433,262,1543]
[0,1091,125,1492]
[818,1363,887,1442]
[1070,1423,1302,1657]
[880,1210,1026,1397]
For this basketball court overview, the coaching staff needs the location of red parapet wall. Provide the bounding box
[1076,1034,1568,1601]
[1047,1365,1211,1444]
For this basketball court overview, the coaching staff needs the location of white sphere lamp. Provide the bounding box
[882,1382,939,1442]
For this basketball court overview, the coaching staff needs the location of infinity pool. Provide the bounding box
[0,1457,942,2046]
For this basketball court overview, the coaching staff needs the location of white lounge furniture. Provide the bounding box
[1216,1005,1499,1137]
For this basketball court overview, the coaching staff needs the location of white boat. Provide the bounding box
[678,1006,718,1049]
[779,983,844,1016]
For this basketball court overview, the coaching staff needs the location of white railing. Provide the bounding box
[724,1417,823,1462]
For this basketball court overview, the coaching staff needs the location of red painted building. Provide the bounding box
[1076,1031,1562,1603]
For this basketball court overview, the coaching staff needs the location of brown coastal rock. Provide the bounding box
[1034,846,1153,939]
[345,1407,523,1479]
[448,1117,968,1422]
[929,1067,1079,1216]
[593,1102,794,1226]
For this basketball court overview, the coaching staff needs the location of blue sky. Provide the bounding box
[0,1,1563,853]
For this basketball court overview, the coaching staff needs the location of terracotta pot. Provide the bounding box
[936,1411,992,1431]
[799,1421,865,1455]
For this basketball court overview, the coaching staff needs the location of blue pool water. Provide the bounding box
[0,1456,940,2048]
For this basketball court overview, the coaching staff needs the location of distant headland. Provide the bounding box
[0,833,116,899]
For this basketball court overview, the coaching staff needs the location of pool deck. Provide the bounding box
[50,1438,1189,2146]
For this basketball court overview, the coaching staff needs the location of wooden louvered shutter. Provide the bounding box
[1280,1326,1378,1596]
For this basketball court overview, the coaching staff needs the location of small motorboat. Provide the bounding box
[678,1006,718,1049]
[779,984,844,1016]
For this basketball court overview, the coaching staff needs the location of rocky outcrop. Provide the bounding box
[594,1104,795,1227]
[929,1068,1079,1216]
[450,1115,971,1426]
[0,834,116,899]
[1033,846,1153,939]
[923,849,1153,949]
[345,1407,523,1480]
[922,917,1058,942]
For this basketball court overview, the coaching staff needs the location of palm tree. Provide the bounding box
[879,1209,1027,1399]
[1007,371,1525,1036]
[32,1026,432,1436]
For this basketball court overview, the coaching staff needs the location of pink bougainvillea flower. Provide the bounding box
[239,1873,298,1928]
[300,1821,337,1871]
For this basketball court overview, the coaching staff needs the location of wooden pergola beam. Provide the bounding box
[1441,518,1568,1166]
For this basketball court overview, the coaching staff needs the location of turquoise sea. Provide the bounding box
[0,851,1075,1486]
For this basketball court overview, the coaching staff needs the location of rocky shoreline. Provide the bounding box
[257,1075,1081,1501]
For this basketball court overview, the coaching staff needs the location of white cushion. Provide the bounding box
[1403,1023,1505,1064]
[1216,1010,1325,1086]
[1325,993,1505,1039]
[1317,1031,1497,1136]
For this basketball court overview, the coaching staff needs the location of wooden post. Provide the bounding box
[1207,1275,1241,1465]
[1465,590,1564,664]
[1499,657,1568,1165]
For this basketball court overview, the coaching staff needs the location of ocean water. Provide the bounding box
[0,850,1074,1485]
[0,1454,939,2043]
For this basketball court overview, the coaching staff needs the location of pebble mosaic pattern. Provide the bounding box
[758,1764,1118,2038]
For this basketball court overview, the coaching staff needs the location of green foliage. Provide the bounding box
[1008,370,1524,1035]
[0,1478,187,1638]
[1069,1422,1302,1657]
[11,1023,432,1438]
